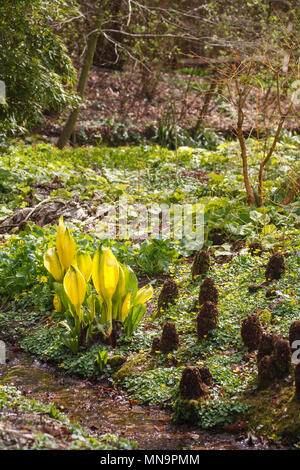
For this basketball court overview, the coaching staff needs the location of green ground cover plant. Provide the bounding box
[0,136,299,442]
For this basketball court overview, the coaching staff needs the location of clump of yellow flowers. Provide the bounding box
[44,217,153,352]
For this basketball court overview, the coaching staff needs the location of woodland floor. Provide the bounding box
[0,138,299,449]
[41,67,300,145]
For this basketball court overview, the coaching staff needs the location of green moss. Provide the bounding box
[113,353,151,382]
[173,398,202,424]
[246,382,300,443]
[107,355,127,368]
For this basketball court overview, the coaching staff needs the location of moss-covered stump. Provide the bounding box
[173,398,202,425]
[257,355,277,389]
[179,367,207,400]
[107,355,127,368]
[157,278,178,313]
[246,383,300,443]
[196,301,219,340]
[197,365,213,386]
[113,353,150,382]
[241,314,263,351]
[191,250,210,279]
[295,363,300,402]
[199,277,219,305]
[174,367,207,424]
[265,253,285,282]
[257,333,275,364]
[257,337,292,388]
[289,321,300,347]
[272,337,291,379]
[159,321,179,353]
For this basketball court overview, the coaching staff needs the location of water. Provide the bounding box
[0,348,283,450]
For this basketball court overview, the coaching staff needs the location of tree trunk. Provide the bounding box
[57,1,109,149]
[236,105,255,206]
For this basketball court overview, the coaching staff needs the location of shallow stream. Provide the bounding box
[0,348,283,450]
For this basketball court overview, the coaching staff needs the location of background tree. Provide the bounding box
[0,0,80,135]
[57,0,109,149]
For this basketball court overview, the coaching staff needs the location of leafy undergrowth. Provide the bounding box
[119,241,300,433]
[0,383,135,450]
[0,135,299,244]
[0,227,299,439]
[0,138,299,444]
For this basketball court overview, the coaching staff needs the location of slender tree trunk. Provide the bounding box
[57,1,109,149]
[236,105,255,206]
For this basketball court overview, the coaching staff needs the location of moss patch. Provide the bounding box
[245,381,300,443]
[113,352,152,382]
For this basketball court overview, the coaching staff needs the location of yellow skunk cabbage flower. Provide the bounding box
[92,247,119,300]
[134,284,154,305]
[92,247,119,335]
[44,247,64,282]
[56,217,75,270]
[63,265,86,318]
[121,293,131,322]
[112,264,126,320]
[53,294,62,313]
[115,264,126,298]
[75,251,92,282]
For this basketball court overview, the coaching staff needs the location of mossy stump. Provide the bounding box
[199,277,219,305]
[258,355,277,389]
[197,366,213,386]
[160,321,179,353]
[295,363,300,402]
[107,355,126,368]
[257,333,275,364]
[272,337,291,379]
[113,352,149,383]
[191,250,210,279]
[179,366,207,400]
[196,301,219,340]
[157,278,178,313]
[289,321,300,348]
[265,253,285,282]
[241,314,263,351]
[173,398,201,424]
